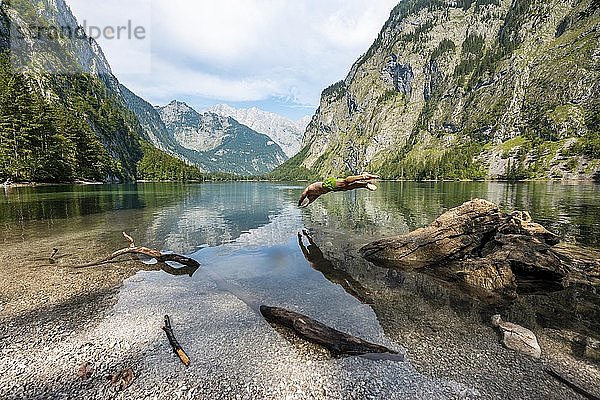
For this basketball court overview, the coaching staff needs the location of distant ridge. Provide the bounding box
[209,104,310,158]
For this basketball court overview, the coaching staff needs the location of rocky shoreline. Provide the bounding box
[0,230,142,398]
[0,235,461,399]
[308,221,600,400]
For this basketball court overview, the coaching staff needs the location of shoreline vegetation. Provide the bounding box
[3,177,600,188]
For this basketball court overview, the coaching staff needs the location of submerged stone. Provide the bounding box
[491,315,541,358]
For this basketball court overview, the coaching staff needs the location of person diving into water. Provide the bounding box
[298,173,379,208]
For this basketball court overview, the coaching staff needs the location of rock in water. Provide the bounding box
[491,315,541,358]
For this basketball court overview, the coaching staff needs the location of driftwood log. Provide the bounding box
[361,199,599,294]
[203,267,397,360]
[73,232,200,274]
[260,305,401,359]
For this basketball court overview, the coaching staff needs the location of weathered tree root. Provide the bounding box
[260,305,402,359]
[72,232,200,272]
[360,199,600,295]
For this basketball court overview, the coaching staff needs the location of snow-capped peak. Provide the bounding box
[208,104,310,157]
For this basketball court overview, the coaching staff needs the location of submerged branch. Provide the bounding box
[260,305,402,360]
[70,232,200,272]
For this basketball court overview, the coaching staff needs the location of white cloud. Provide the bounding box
[151,0,284,66]
[320,7,391,49]
[66,0,399,117]
[66,0,152,74]
[136,58,284,102]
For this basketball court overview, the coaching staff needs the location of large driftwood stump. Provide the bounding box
[360,199,594,294]
[362,199,504,269]
[260,305,401,359]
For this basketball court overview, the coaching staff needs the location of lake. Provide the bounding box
[2,181,599,250]
[1,181,599,399]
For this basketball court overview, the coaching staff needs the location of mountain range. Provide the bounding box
[155,101,287,175]
[208,104,309,158]
[0,0,296,181]
[119,86,289,175]
[274,0,600,181]
[2,0,599,183]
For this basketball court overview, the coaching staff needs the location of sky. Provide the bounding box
[67,0,399,120]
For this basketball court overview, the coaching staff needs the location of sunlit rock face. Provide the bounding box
[287,0,600,180]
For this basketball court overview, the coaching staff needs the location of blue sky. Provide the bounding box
[67,0,399,120]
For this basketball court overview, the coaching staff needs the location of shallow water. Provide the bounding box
[1,181,599,397]
[2,181,599,315]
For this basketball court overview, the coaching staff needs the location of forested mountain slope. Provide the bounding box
[0,0,244,182]
[0,0,153,182]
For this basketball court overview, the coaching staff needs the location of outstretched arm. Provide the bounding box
[298,189,317,208]
[299,194,319,208]
[298,189,309,207]
[298,182,324,207]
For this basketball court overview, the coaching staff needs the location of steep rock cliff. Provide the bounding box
[281,0,600,181]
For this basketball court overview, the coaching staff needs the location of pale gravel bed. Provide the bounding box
[1,200,597,400]
[0,271,477,400]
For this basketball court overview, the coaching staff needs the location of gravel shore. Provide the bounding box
[1,219,598,399]
[0,262,469,400]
